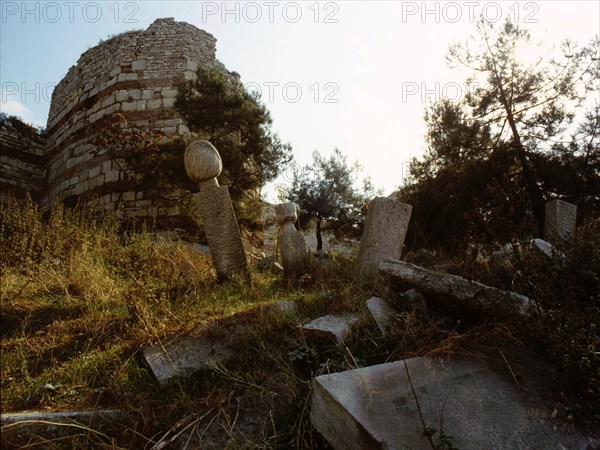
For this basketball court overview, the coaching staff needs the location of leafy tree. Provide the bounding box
[286,149,375,252]
[90,114,172,203]
[445,18,598,235]
[402,18,599,247]
[176,68,293,206]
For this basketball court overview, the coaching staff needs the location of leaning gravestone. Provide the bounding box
[353,197,412,283]
[184,140,247,280]
[545,199,577,242]
[275,202,307,283]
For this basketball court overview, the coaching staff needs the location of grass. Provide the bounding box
[1,196,598,448]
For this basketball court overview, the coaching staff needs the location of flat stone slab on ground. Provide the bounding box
[143,301,297,385]
[143,335,232,385]
[1,409,121,425]
[312,356,599,450]
[300,314,359,345]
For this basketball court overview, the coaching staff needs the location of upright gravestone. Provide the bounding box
[545,199,577,242]
[275,202,307,283]
[184,140,247,280]
[353,197,412,283]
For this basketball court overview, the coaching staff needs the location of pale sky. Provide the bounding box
[1,1,599,201]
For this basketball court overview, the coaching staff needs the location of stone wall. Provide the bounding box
[39,18,229,219]
[0,121,46,204]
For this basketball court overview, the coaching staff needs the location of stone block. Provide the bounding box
[128,89,142,100]
[109,65,121,77]
[184,70,197,81]
[142,89,154,100]
[116,90,129,102]
[122,191,135,202]
[132,59,146,71]
[354,197,412,283]
[163,97,176,108]
[162,88,178,98]
[545,199,576,242]
[147,99,162,109]
[187,60,199,71]
[311,356,599,450]
[105,170,119,183]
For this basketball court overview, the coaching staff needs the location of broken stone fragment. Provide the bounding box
[404,288,427,317]
[365,297,397,336]
[300,314,359,345]
[531,238,566,260]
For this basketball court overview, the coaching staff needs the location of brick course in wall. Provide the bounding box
[1,18,232,222]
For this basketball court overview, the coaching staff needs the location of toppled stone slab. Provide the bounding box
[532,238,566,260]
[1,409,121,425]
[379,258,531,316]
[143,335,232,385]
[1,409,121,440]
[300,314,359,345]
[311,356,599,450]
[366,297,397,336]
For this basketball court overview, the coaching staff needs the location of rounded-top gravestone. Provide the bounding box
[275,202,297,225]
[184,140,222,184]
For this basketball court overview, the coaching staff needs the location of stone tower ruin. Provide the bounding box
[1,18,233,221]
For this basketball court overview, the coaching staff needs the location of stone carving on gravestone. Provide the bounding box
[184,140,247,280]
[544,199,577,242]
[353,197,412,284]
[275,202,307,284]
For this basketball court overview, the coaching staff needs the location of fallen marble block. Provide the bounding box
[379,258,531,316]
[311,356,598,450]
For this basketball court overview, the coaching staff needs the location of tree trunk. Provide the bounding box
[497,85,546,236]
[316,218,323,252]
